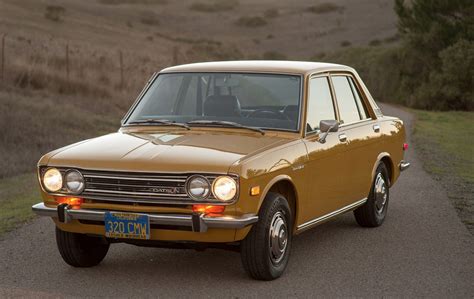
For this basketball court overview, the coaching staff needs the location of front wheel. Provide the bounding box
[354,162,390,227]
[240,192,292,280]
[56,227,110,267]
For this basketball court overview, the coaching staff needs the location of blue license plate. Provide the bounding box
[105,212,150,240]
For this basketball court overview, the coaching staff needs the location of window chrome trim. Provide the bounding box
[297,198,367,231]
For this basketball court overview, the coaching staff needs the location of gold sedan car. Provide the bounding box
[33,61,409,280]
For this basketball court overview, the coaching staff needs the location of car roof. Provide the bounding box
[161,60,354,75]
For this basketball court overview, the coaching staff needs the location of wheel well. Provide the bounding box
[268,180,297,230]
[380,156,393,186]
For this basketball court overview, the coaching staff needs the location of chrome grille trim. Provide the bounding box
[84,174,187,182]
[76,170,238,205]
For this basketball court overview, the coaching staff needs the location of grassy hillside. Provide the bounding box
[412,110,474,232]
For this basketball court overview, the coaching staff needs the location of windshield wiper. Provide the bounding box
[187,120,265,135]
[128,119,190,130]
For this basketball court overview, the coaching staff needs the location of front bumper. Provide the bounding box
[32,202,258,233]
[399,160,411,171]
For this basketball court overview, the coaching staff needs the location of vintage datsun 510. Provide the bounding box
[33,61,410,280]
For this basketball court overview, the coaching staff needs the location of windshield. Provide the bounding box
[125,73,302,132]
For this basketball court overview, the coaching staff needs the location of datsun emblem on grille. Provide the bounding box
[150,187,180,194]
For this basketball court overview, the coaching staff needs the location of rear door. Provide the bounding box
[330,73,381,206]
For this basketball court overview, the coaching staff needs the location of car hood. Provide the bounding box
[43,130,292,173]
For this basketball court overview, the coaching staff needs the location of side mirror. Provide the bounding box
[318,120,339,144]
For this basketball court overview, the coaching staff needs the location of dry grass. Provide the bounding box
[190,0,239,13]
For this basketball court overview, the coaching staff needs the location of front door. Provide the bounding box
[301,75,347,225]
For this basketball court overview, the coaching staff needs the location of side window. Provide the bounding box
[306,77,336,132]
[332,76,362,124]
[348,77,369,120]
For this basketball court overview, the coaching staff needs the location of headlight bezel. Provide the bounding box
[185,175,211,201]
[64,169,85,194]
[212,175,238,202]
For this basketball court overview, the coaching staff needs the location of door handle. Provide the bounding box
[338,133,347,142]
[373,124,380,132]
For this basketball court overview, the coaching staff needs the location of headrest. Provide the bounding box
[204,95,241,117]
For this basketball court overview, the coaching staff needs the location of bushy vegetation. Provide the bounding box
[44,5,65,22]
[317,0,473,111]
[394,0,473,110]
[235,16,267,27]
[190,0,238,13]
[307,3,344,14]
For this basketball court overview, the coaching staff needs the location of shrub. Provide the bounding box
[413,39,474,110]
[340,40,351,47]
[308,3,344,14]
[98,0,167,4]
[140,11,160,26]
[44,5,65,22]
[235,16,267,27]
[262,51,287,60]
[369,39,381,46]
[264,8,279,18]
[190,0,238,12]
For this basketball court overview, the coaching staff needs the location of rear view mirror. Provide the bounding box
[319,120,339,144]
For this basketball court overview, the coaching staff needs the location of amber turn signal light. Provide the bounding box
[192,205,225,214]
[55,196,83,209]
[250,186,260,196]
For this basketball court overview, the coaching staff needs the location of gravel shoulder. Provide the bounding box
[0,104,472,298]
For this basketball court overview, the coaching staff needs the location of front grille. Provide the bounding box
[80,170,235,205]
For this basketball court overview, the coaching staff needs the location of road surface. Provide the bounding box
[0,104,472,297]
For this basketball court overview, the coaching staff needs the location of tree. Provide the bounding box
[395,0,474,110]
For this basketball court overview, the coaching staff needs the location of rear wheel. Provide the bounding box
[354,162,390,227]
[240,192,292,280]
[56,227,109,267]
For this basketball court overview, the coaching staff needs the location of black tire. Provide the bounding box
[354,162,390,227]
[240,192,292,280]
[56,227,110,267]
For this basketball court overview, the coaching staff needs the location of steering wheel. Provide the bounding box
[247,109,290,121]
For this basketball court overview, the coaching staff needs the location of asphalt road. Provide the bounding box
[1,104,473,298]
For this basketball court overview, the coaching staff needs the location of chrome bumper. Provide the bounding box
[32,202,258,233]
[399,160,410,171]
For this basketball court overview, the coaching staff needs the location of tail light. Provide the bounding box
[403,143,409,151]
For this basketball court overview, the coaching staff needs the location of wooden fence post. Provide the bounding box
[1,34,5,82]
[119,50,124,90]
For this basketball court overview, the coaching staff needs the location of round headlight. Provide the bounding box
[212,176,237,201]
[43,168,63,192]
[186,175,210,200]
[65,170,85,194]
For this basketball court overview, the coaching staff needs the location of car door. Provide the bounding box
[301,74,349,224]
[330,73,381,206]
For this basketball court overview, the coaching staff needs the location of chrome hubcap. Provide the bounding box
[374,173,388,215]
[269,211,288,264]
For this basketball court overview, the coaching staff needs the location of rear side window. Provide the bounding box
[306,77,336,132]
[348,77,369,120]
[332,76,368,124]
